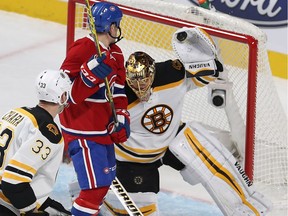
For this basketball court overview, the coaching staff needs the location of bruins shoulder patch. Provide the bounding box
[172,59,183,71]
[46,123,60,136]
[42,122,62,144]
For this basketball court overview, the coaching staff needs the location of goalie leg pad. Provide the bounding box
[101,190,159,216]
[180,166,202,186]
[169,122,272,216]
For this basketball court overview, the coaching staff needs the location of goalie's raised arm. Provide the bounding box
[172,27,223,81]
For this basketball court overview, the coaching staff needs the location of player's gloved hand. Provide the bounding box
[184,58,223,78]
[107,109,130,143]
[80,52,113,87]
[172,27,223,80]
[38,197,71,216]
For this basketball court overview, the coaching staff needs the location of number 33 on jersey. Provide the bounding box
[0,106,63,193]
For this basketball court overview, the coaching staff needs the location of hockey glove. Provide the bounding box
[172,27,223,79]
[107,109,131,143]
[80,52,113,87]
[185,59,223,78]
[38,197,71,216]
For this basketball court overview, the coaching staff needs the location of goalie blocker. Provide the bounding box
[169,122,272,216]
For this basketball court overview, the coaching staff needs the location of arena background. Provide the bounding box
[0,0,287,79]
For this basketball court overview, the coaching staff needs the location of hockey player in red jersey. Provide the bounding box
[0,69,72,216]
[59,2,130,216]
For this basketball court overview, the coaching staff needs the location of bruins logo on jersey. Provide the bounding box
[46,123,59,136]
[141,104,173,134]
[172,59,183,71]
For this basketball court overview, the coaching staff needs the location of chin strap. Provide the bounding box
[109,27,124,44]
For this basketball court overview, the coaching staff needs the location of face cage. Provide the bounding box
[127,76,154,101]
[58,91,69,107]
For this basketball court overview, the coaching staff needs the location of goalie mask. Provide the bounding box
[126,52,156,102]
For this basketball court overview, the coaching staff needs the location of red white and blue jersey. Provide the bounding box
[59,35,128,147]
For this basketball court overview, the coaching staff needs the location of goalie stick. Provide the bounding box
[84,1,143,215]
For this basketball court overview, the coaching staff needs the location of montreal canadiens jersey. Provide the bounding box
[59,35,128,147]
[115,59,214,163]
[0,106,64,214]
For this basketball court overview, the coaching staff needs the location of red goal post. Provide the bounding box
[66,0,287,212]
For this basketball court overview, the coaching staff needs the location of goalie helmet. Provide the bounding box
[126,52,156,102]
[36,70,72,105]
[91,2,123,33]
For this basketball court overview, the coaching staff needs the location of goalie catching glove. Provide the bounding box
[107,109,131,143]
[172,27,223,79]
[80,52,113,87]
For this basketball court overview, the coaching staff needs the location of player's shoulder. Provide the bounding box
[109,43,123,53]
[156,59,184,75]
[109,44,124,64]
[74,36,93,45]
[19,106,62,144]
[153,59,185,86]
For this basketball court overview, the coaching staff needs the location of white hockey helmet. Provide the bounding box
[36,69,72,105]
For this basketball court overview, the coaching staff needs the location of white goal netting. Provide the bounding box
[67,0,287,213]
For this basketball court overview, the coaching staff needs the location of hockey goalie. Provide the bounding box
[71,27,272,216]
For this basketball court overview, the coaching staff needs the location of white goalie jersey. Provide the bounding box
[116,59,217,163]
[0,106,64,215]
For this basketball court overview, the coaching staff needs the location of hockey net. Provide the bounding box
[66,0,287,212]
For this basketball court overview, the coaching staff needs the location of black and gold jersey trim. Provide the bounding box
[115,143,162,159]
[18,106,62,144]
[125,60,186,105]
[5,165,33,181]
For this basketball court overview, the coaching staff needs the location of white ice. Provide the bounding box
[0,11,287,216]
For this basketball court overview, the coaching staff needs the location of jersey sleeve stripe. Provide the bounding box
[191,77,206,87]
[115,147,164,163]
[117,143,167,154]
[153,79,184,92]
[3,171,32,183]
[9,159,37,175]
[5,165,33,180]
